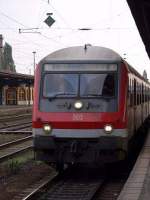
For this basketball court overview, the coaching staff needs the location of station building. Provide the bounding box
[0,34,34,106]
[0,70,34,105]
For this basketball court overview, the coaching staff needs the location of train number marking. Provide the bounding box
[72,113,83,121]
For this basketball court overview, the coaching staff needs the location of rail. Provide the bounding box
[0,136,33,163]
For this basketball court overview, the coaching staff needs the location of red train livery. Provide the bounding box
[32,45,150,169]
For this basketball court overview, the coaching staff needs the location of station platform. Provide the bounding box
[117,129,150,200]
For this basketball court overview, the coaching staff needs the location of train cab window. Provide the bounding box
[43,73,116,99]
[80,74,115,97]
[43,74,78,97]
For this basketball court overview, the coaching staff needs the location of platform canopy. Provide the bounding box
[0,70,34,86]
[127,0,150,59]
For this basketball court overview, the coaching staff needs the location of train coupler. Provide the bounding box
[70,140,78,153]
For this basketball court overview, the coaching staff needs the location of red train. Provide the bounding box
[32,45,150,169]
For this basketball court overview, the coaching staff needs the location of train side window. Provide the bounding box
[139,83,141,104]
[140,84,142,104]
[138,82,141,105]
[130,78,132,106]
[143,85,144,103]
[145,86,146,103]
[142,84,144,103]
[144,86,145,103]
[137,83,139,105]
[145,87,147,102]
[131,79,134,106]
[146,87,149,102]
[147,87,148,102]
[128,78,132,106]
[134,79,136,106]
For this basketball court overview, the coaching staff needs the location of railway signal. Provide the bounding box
[44,13,55,27]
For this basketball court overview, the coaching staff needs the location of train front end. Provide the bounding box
[32,46,128,168]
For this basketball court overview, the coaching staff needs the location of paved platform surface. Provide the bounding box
[117,130,150,200]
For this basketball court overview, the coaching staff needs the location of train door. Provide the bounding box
[6,88,17,105]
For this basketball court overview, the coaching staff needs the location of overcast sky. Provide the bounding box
[0,0,150,78]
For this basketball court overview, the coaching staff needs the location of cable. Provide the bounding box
[0,9,67,47]
[47,1,85,43]
[0,9,28,27]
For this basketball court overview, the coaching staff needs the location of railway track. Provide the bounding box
[0,130,32,134]
[14,165,129,200]
[0,135,33,163]
[0,113,32,123]
[0,121,32,131]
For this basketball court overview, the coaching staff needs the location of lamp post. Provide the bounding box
[32,51,36,75]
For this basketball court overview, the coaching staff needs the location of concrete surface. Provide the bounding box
[117,130,150,200]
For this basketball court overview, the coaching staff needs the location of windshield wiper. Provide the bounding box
[47,92,76,100]
[82,93,101,97]
[82,93,114,98]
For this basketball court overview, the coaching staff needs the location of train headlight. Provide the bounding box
[104,124,113,134]
[74,101,83,110]
[43,124,52,134]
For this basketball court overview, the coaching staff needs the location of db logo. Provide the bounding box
[72,113,83,121]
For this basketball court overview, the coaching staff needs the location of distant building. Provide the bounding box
[0,34,3,70]
[0,34,16,72]
[0,34,34,106]
[0,70,34,105]
[143,70,148,81]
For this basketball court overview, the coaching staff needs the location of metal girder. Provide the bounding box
[127,0,150,58]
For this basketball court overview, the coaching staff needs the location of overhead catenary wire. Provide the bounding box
[0,0,149,77]
[0,9,67,47]
[46,1,85,43]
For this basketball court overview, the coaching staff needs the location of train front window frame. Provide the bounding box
[80,73,116,98]
[44,63,117,72]
[42,63,118,99]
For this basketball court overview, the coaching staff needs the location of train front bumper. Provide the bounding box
[33,128,128,163]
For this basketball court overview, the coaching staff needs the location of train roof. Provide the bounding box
[41,46,122,63]
[126,63,149,84]
[39,45,149,84]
